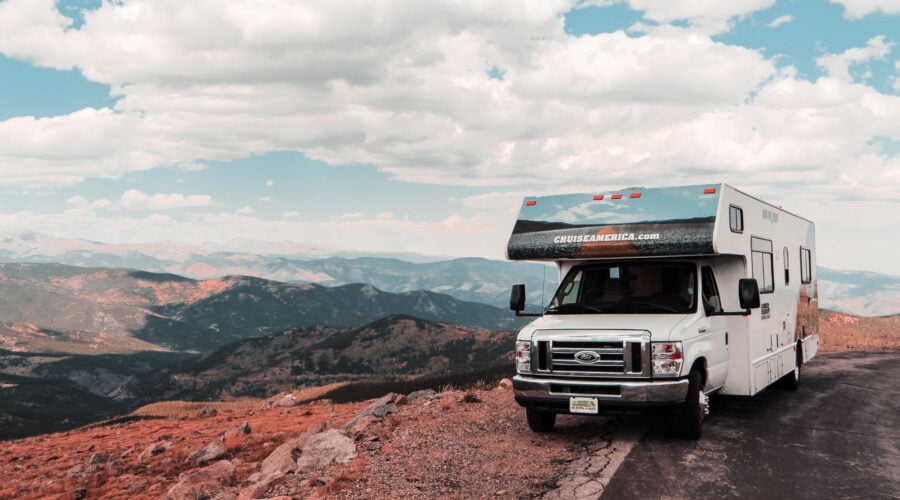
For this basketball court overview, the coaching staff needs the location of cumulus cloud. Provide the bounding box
[816,36,893,82]
[767,15,794,28]
[830,0,900,18]
[236,206,255,214]
[622,0,775,34]
[282,210,299,218]
[0,0,897,263]
[120,189,214,210]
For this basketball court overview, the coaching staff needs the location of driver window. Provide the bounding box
[701,266,723,315]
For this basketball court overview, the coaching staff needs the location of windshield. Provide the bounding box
[547,262,697,314]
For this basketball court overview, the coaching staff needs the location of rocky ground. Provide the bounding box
[0,382,615,499]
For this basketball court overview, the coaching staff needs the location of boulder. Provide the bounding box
[259,437,305,478]
[407,389,438,403]
[166,460,236,500]
[295,429,356,473]
[187,439,226,466]
[347,415,380,437]
[272,395,296,408]
[343,393,398,430]
[139,441,172,463]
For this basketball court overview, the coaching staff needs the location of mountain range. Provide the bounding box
[1,231,896,316]
[0,262,524,354]
[0,315,514,439]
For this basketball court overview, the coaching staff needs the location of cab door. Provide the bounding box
[700,266,729,390]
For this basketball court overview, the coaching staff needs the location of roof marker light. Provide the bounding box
[630,192,641,198]
[593,195,604,201]
[526,200,536,206]
[611,194,623,200]
[704,188,716,194]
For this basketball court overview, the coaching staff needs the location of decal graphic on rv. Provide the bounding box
[507,187,719,260]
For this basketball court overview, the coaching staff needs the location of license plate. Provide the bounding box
[569,397,598,414]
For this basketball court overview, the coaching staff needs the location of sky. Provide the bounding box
[0,0,898,274]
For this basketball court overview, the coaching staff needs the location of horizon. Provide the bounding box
[2,228,899,280]
[1,1,899,274]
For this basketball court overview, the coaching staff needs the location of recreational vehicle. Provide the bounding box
[507,183,819,438]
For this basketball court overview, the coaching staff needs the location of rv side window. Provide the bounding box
[751,237,774,293]
[729,205,743,233]
[800,247,812,284]
[783,247,790,285]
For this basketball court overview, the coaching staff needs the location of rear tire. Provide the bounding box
[674,369,705,440]
[526,408,556,433]
[783,343,802,391]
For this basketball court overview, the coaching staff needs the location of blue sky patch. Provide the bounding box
[0,54,117,119]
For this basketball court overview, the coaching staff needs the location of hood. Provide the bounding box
[518,313,693,342]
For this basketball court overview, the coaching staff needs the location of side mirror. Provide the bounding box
[739,278,760,310]
[510,284,526,312]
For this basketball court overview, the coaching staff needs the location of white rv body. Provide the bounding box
[506,183,819,436]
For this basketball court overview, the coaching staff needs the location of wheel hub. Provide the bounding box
[699,391,710,417]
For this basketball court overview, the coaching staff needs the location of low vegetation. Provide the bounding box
[130,400,257,419]
[819,310,900,352]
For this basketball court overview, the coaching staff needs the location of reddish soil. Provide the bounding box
[0,399,366,499]
[819,310,900,353]
[0,386,603,500]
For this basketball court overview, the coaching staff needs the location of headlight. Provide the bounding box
[516,341,531,373]
[652,342,683,377]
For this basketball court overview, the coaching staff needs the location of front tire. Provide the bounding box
[674,369,705,440]
[782,343,802,391]
[526,408,556,433]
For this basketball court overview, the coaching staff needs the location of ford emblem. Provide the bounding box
[574,350,601,363]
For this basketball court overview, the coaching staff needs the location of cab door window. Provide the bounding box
[701,266,723,316]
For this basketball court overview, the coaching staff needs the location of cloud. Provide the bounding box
[177,162,208,171]
[896,60,900,91]
[0,209,509,262]
[767,15,794,28]
[0,0,896,216]
[236,206,255,214]
[830,0,900,18]
[816,36,893,82]
[66,196,88,206]
[622,0,776,34]
[265,180,274,187]
[120,189,214,210]
[66,195,112,210]
[282,210,299,218]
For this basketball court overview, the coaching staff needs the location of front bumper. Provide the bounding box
[513,374,690,413]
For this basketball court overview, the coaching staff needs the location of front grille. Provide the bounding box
[533,333,650,378]
[550,383,620,396]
